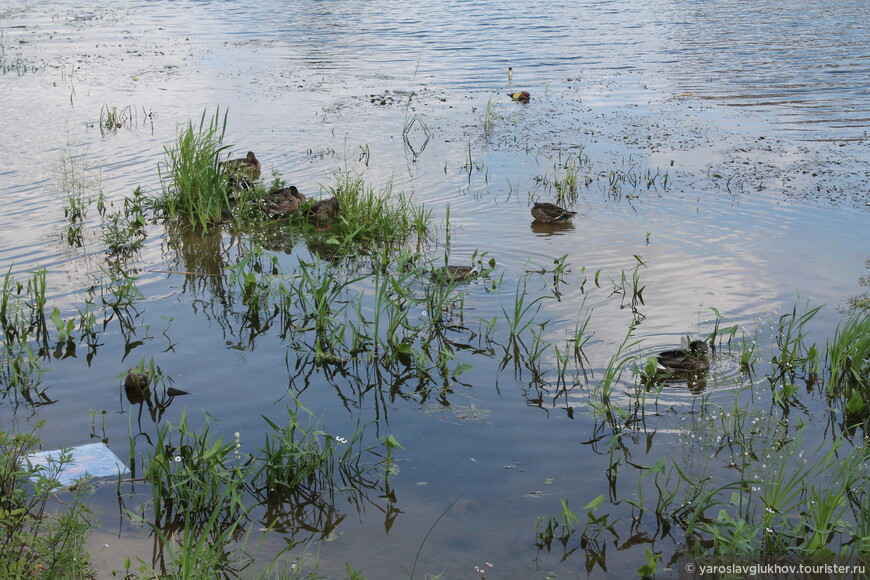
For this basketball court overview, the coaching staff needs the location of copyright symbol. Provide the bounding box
[685,562,695,574]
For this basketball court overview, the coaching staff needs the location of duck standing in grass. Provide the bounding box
[221,151,261,181]
[531,202,577,223]
[221,151,261,195]
[656,338,710,372]
[308,196,340,229]
[264,186,305,217]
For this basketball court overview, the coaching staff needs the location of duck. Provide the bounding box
[656,338,710,372]
[124,367,150,391]
[308,196,340,229]
[264,186,305,217]
[531,202,577,223]
[221,151,261,181]
[431,265,479,283]
[508,91,531,103]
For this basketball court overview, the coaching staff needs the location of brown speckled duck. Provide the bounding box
[221,151,261,181]
[531,202,577,223]
[656,338,710,372]
[431,265,479,283]
[221,152,262,197]
[308,196,340,229]
[264,186,305,217]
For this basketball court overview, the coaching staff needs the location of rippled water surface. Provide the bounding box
[1,1,869,578]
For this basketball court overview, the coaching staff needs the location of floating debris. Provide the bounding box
[508,91,531,103]
[27,442,128,488]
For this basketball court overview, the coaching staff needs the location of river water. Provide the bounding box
[1,1,868,578]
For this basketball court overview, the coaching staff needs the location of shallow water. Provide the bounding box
[1,1,869,578]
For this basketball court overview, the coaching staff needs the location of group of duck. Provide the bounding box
[222,152,709,378]
[223,151,581,228]
[221,151,339,228]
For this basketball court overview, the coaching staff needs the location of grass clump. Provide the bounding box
[684,436,869,558]
[126,403,392,578]
[142,409,247,527]
[0,430,96,579]
[253,400,381,501]
[826,310,870,416]
[315,171,431,251]
[157,109,232,229]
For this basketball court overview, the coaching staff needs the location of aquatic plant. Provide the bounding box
[254,401,387,501]
[685,436,869,558]
[142,409,248,526]
[126,399,395,578]
[826,310,870,415]
[102,212,146,258]
[501,276,552,339]
[535,495,617,560]
[402,111,432,158]
[141,496,249,580]
[293,259,364,359]
[157,108,232,228]
[768,301,823,392]
[0,430,95,579]
[314,170,432,253]
[0,268,51,402]
[609,255,647,323]
[99,104,137,134]
[482,92,496,135]
[842,257,870,313]
[595,325,643,406]
[535,498,580,551]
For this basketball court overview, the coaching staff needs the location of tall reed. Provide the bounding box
[826,310,870,415]
[157,108,232,228]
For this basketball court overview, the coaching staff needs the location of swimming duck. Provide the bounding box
[531,202,577,223]
[221,151,261,181]
[431,265,479,283]
[656,338,710,372]
[308,196,340,229]
[508,91,531,103]
[264,186,305,217]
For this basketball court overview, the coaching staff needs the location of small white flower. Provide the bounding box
[335,436,348,444]
[173,455,182,462]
